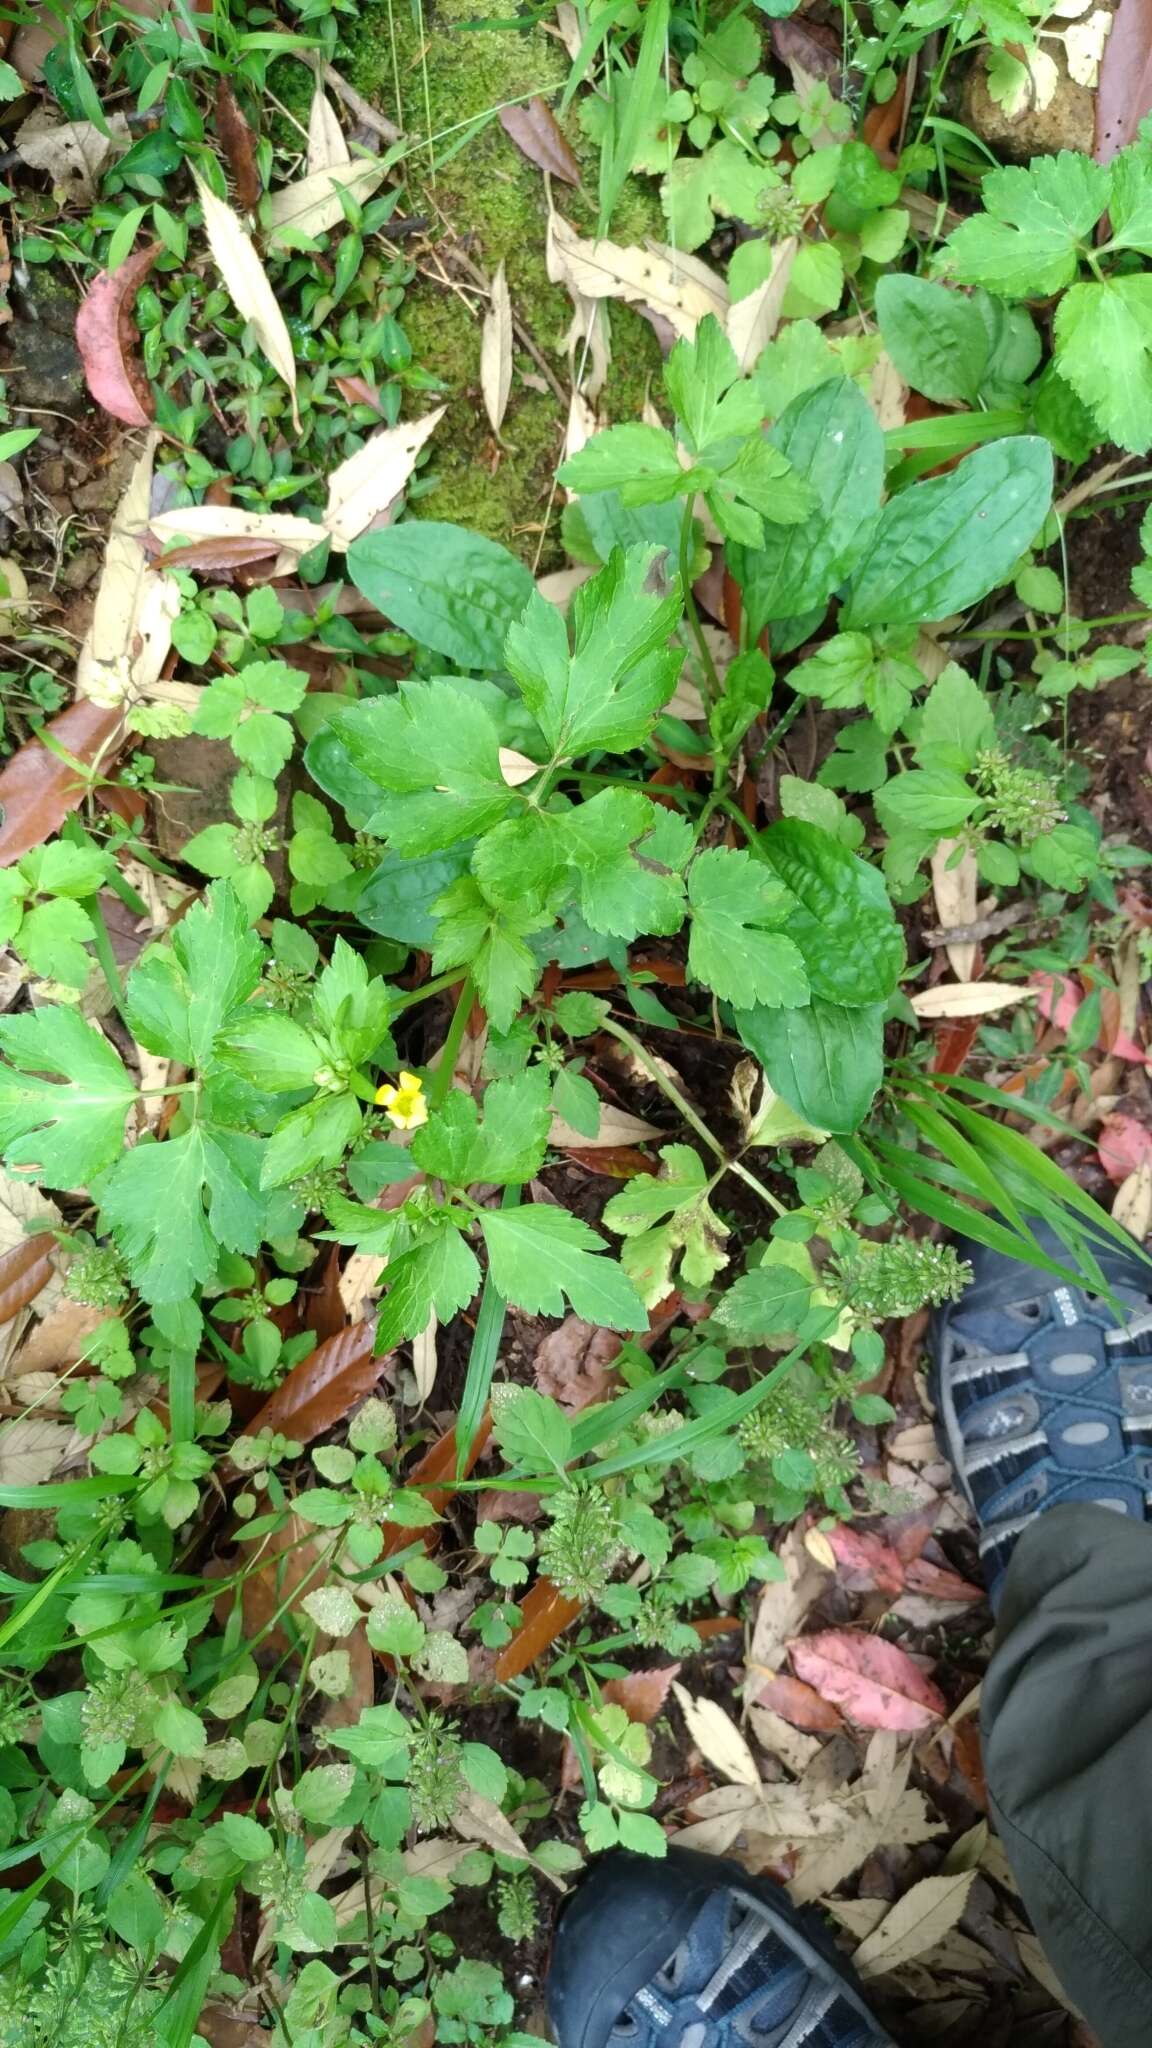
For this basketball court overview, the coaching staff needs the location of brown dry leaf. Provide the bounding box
[534,1316,620,1412]
[338,1250,383,1322]
[747,1704,820,1777]
[498,747,541,788]
[194,171,299,427]
[0,698,125,866]
[0,1236,55,1329]
[451,1785,569,1887]
[75,243,159,429]
[1095,0,1152,157]
[930,837,979,981]
[1066,7,1113,86]
[910,983,1037,1020]
[15,112,127,201]
[726,238,796,373]
[743,1526,830,1697]
[12,1300,111,1374]
[823,1898,888,1942]
[243,1321,388,1444]
[265,158,387,245]
[149,503,322,567]
[673,1682,761,1787]
[602,1664,680,1724]
[404,1837,481,1880]
[76,434,181,710]
[547,212,727,343]
[323,406,445,551]
[787,1740,944,1904]
[853,1870,977,1977]
[307,79,350,173]
[549,1102,659,1149]
[0,1415,82,1484]
[481,261,513,436]
[498,97,580,184]
[867,351,907,429]
[1113,1158,1152,1239]
[215,80,261,210]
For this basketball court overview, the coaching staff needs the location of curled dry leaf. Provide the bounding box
[77,434,181,709]
[411,1309,438,1402]
[1032,970,1146,1061]
[149,503,322,568]
[215,79,260,211]
[534,1315,621,1413]
[1113,1158,1152,1240]
[1095,0,1152,156]
[743,1526,830,1695]
[756,1673,844,1734]
[672,1682,761,1788]
[323,406,445,551]
[74,242,159,428]
[243,1321,387,1444]
[910,982,1036,1020]
[264,158,387,245]
[747,1704,821,1777]
[853,1870,977,1977]
[498,97,581,185]
[547,212,728,344]
[0,1234,56,1327]
[307,80,350,174]
[788,1631,946,1734]
[549,1102,660,1148]
[193,171,300,428]
[930,837,978,982]
[493,1575,583,1681]
[481,260,513,437]
[15,113,127,203]
[0,697,124,867]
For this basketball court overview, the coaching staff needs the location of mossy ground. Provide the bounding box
[337,0,666,565]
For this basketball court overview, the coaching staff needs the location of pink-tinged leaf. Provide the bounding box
[1095,0,1152,160]
[787,1630,946,1733]
[1098,1114,1152,1184]
[1030,972,1146,1063]
[602,1664,681,1725]
[756,1672,844,1733]
[498,97,581,185]
[75,242,160,427]
[825,1526,906,1597]
[902,1558,981,1604]
[534,1315,621,1413]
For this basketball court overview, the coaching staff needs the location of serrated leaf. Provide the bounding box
[99,1126,264,1304]
[1055,273,1152,453]
[125,881,265,1069]
[686,848,809,1010]
[938,149,1110,296]
[491,1387,573,1472]
[853,1871,977,1976]
[715,1262,812,1338]
[0,1008,135,1184]
[481,1205,645,1330]
[505,546,684,757]
[559,789,690,940]
[335,683,513,857]
[431,878,544,1033]
[412,1071,551,1186]
[375,1225,481,1351]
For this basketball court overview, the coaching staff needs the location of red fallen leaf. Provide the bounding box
[787,1629,946,1733]
[1095,0,1152,160]
[335,374,386,412]
[757,1672,844,1733]
[75,242,160,428]
[215,78,260,211]
[1098,1113,1152,1184]
[932,1016,980,1077]
[534,1315,622,1413]
[951,1715,988,1811]
[498,97,580,186]
[825,1525,906,1598]
[903,1557,982,1603]
[243,1321,386,1444]
[1031,971,1146,1062]
[0,1233,55,1325]
[0,699,124,867]
[603,1663,681,1725]
[561,1145,655,1178]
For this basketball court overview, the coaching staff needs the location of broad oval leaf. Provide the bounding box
[734,997,885,1133]
[841,436,1053,629]
[874,274,988,405]
[347,521,536,670]
[727,377,884,632]
[759,819,904,1005]
[358,846,473,946]
[787,1629,946,1732]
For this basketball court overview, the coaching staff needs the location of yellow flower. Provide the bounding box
[374,1070,428,1131]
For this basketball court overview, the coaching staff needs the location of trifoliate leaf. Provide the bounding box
[504,546,684,758]
[0,1007,135,1184]
[125,881,265,1069]
[431,878,544,1033]
[481,1206,646,1330]
[938,149,1109,297]
[375,1224,481,1351]
[412,1070,551,1186]
[334,682,514,856]
[558,789,690,940]
[686,847,809,1010]
[99,1127,264,1304]
[786,633,921,736]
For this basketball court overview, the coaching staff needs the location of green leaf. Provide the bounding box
[375,1224,481,1350]
[328,1703,412,1771]
[875,770,978,835]
[558,423,684,502]
[558,790,690,940]
[715,1263,813,1338]
[220,1812,274,1862]
[18,898,95,988]
[431,878,543,1032]
[1054,275,1152,454]
[359,846,472,946]
[602,1143,729,1305]
[0,1007,135,1184]
[735,997,886,1133]
[726,377,884,632]
[782,240,844,318]
[412,1071,551,1186]
[481,1206,645,1330]
[153,1698,206,1758]
[232,711,296,779]
[841,437,1053,629]
[875,275,988,404]
[261,1091,363,1190]
[778,775,864,851]
[125,882,265,1069]
[939,149,1109,296]
[216,1011,324,1092]
[348,522,535,669]
[490,1387,573,1472]
[366,1598,427,1659]
[914,662,997,772]
[100,1127,264,1303]
[335,683,513,857]
[786,632,920,736]
[505,547,684,757]
[686,847,809,1009]
[759,820,904,1005]
[460,1743,507,1803]
[663,316,765,453]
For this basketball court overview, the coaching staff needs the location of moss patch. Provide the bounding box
[338,0,665,565]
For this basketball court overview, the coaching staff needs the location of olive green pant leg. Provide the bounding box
[982,1502,1152,2048]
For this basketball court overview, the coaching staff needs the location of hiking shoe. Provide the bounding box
[547,1848,893,2048]
[932,1224,1152,1604]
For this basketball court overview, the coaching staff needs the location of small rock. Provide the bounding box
[8,267,84,415]
[36,459,66,494]
[962,2,1117,160]
[60,546,101,591]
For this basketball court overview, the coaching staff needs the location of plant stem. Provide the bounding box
[427,974,476,1109]
[679,496,721,704]
[600,1017,785,1212]
[391,968,469,1014]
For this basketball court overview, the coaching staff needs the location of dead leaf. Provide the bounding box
[243,1322,388,1445]
[1114,1158,1152,1239]
[1098,1113,1152,1183]
[534,1316,620,1413]
[726,239,796,373]
[264,158,387,245]
[756,1673,844,1734]
[747,1705,820,1776]
[603,1664,680,1724]
[825,1525,906,1597]
[788,1631,946,1733]
[215,79,260,210]
[194,171,299,428]
[549,1102,659,1149]
[74,243,159,428]
[404,1837,480,1880]
[673,1683,760,1787]
[307,80,350,174]
[1095,0,1152,157]
[493,1575,583,1681]
[0,1415,82,1484]
[322,407,445,551]
[411,1310,437,1402]
[930,838,978,981]
[853,1870,977,1977]
[149,504,322,567]
[499,97,580,184]
[76,434,181,710]
[744,1526,830,1694]
[547,212,727,344]
[15,112,127,202]
[480,261,513,436]
[0,1235,55,1326]
[11,1299,111,1374]
[867,350,907,429]
[910,982,1036,1020]
[451,1784,567,1887]
[0,698,124,866]
[1066,7,1113,87]
[498,747,541,788]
